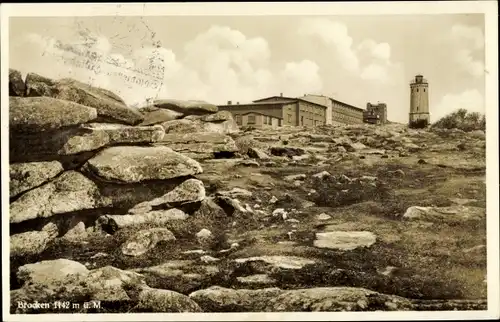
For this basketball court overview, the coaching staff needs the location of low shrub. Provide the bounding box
[432,109,485,132]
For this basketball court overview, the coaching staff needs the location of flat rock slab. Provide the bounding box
[121,228,176,256]
[156,132,238,159]
[136,287,202,312]
[25,74,143,125]
[98,209,189,233]
[9,96,97,132]
[17,259,89,285]
[403,205,485,222]
[140,108,184,126]
[84,146,203,183]
[153,99,218,115]
[236,274,277,285]
[10,123,165,159]
[10,161,64,198]
[234,256,316,270]
[314,231,377,250]
[10,170,184,224]
[189,286,412,312]
[10,228,58,257]
[129,179,205,214]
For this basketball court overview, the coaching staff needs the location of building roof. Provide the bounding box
[251,96,327,109]
[218,101,294,107]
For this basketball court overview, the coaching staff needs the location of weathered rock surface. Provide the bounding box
[84,146,203,183]
[129,179,205,214]
[17,259,89,285]
[98,209,189,233]
[234,256,316,270]
[248,147,270,160]
[10,161,64,198]
[9,68,25,96]
[10,223,58,257]
[9,96,98,132]
[10,170,184,224]
[402,205,485,222]
[154,99,218,115]
[10,123,165,160]
[136,287,203,312]
[314,231,377,250]
[57,123,165,154]
[189,286,413,312]
[121,228,176,257]
[11,265,148,313]
[156,132,238,160]
[25,74,143,125]
[140,108,184,126]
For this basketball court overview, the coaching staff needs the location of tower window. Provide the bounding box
[416,88,419,92]
[424,88,426,92]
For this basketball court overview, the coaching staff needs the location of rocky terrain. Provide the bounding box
[8,69,487,313]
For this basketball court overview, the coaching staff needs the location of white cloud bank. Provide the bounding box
[298,18,398,83]
[433,89,484,121]
[450,24,485,78]
[13,25,324,107]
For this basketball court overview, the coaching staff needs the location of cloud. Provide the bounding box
[299,18,397,83]
[433,89,485,121]
[299,18,359,72]
[13,26,325,107]
[449,24,485,78]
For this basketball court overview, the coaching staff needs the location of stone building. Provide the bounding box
[363,102,387,124]
[218,94,327,128]
[409,75,430,125]
[301,94,364,125]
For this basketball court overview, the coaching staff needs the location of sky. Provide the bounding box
[9,14,485,123]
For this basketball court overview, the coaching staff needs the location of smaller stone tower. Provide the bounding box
[409,75,430,125]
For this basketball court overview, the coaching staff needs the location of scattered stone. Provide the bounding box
[122,228,176,257]
[17,259,89,285]
[463,245,486,254]
[62,221,88,242]
[269,196,278,204]
[9,96,97,133]
[196,228,213,239]
[284,174,307,182]
[10,224,58,257]
[129,179,205,214]
[418,159,427,164]
[84,266,147,301]
[312,171,331,180]
[9,161,64,198]
[272,208,288,220]
[183,249,207,255]
[200,255,220,264]
[317,213,332,221]
[84,146,203,183]
[237,274,276,285]
[136,287,202,312]
[270,146,305,157]
[234,256,315,270]
[360,176,378,181]
[402,205,485,222]
[248,147,270,160]
[98,209,188,233]
[314,231,377,250]
[90,252,109,259]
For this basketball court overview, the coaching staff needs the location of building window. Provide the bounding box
[301,116,304,125]
[235,115,242,125]
[278,119,282,127]
[288,114,292,123]
[247,114,256,124]
[416,88,419,92]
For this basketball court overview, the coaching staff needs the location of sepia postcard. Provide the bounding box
[1,2,499,321]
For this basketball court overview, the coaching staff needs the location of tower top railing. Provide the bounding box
[409,78,428,85]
